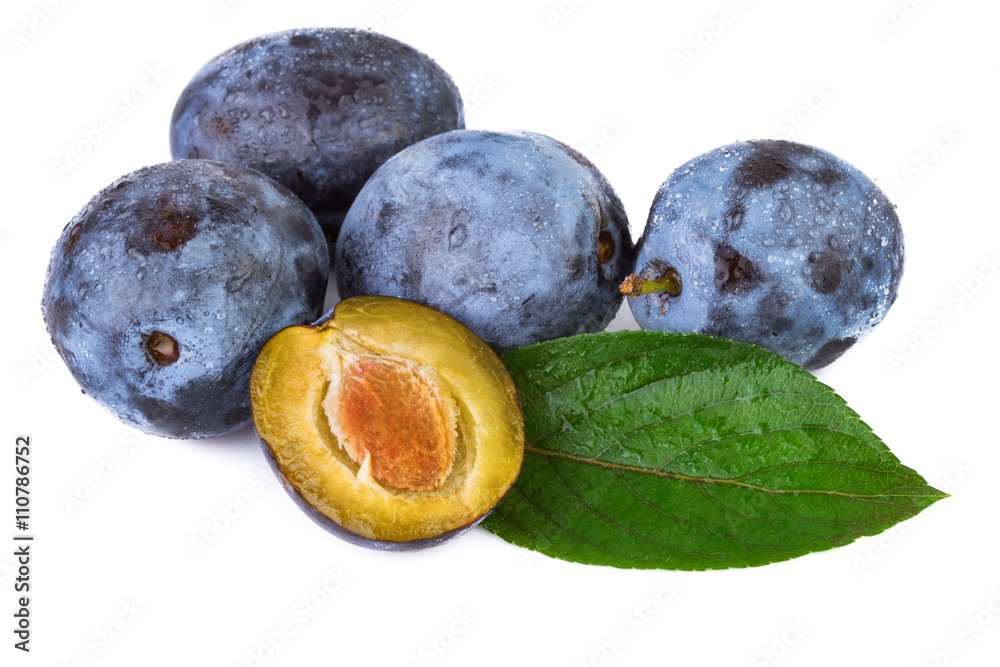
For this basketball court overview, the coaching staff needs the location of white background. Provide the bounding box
[2,0,998,665]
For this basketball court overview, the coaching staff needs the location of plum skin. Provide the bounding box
[170,27,464,244]
[260,442,485,551]
[627,140,904,370]
[250,296,525,549]
[42,160,329,439]
[336,129,635,354]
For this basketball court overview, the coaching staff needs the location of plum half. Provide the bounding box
[250,296,525,549]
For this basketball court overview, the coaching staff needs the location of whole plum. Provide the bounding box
[170,27,464,246]
[42,160,329,438]
[336,130,634,354]
[624,140,904,370]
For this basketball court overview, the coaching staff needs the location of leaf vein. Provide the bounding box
[540,456,722,561]
[524,448,947,501]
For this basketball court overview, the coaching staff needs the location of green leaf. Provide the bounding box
[484,330,946,570]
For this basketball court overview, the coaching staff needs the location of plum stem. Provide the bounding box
[619,270,682,298]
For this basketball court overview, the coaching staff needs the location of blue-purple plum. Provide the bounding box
[170,27,464,247]
[624,140,903,370]
[42,160,329,438]
[335,130,634,354]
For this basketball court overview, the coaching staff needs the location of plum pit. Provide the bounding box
[325,354,458,491]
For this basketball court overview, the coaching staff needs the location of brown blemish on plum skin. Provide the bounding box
[598,231,615,264]
[806,251,843,295]
[735,151,790,189]
[151,208,197,251]
[732,140,814,190]
[208,114,238,138]
[715,244,754,292]
[145,331,180,366]
[595,197,615,264]
[63,223,84,258]
[288,33,319,49]
[811,167,843,187]
[127,198,200,255]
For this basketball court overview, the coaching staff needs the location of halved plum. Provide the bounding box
[250,296,525,549]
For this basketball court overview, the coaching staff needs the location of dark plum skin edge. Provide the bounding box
[258,436,493,551]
